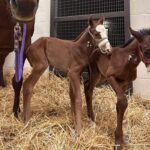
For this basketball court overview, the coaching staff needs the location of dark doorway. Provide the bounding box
[51,0,130,46]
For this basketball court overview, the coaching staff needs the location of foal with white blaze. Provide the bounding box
[23,17,109,135]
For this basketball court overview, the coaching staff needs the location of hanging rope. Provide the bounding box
[14,22,27,82]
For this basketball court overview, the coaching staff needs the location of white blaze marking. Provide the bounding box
[96,25,107,39]
[96,24,111,52]
[147,64,150,72]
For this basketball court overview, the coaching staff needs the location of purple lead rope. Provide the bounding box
[15,23,27,82]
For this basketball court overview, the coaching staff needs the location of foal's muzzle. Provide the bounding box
[97,38,112,54]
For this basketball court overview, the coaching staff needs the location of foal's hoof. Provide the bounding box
[114,144,122,150]
[71,129,80,140]
[13,112,19,119]
[114,139,126,150]
[18,107,21,113]
[90,121,96,128]
[13,108,21,119]
[114,134,130,150]
[87,113,95,123]
[0,82,6,87]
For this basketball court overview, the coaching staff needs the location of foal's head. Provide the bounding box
[9,0,39,21]
[88,17,111,54]
[130,27,150,72]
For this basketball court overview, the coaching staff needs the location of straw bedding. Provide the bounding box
[0,72,149,150]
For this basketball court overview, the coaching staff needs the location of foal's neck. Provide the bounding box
[125,39,141,65]
[76,30,91,44]
[75,31,94,57]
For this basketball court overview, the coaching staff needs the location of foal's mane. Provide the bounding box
[121,28,150,48]
[73,27,88,42]
[121,38,134,48]
[139,28,150,36]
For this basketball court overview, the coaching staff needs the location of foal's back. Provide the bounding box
[27,37,80,72]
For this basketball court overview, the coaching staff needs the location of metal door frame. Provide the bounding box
[50,0,130,41]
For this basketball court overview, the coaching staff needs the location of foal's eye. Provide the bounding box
[95,33,100,37]
[144,51,150,59]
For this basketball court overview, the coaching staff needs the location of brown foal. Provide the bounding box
[84,27,150,149]
[23,17,111,134]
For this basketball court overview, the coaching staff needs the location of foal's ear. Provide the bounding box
[88,16,94,28]
[129,27,143,42]
[98,16,105,24]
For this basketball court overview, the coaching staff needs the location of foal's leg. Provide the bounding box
[108,76,128,150]
[0,52,9,87]
[23,64,48,123]
[84,69,101,122]
[68,67,82,135]
[69,83,75,117]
